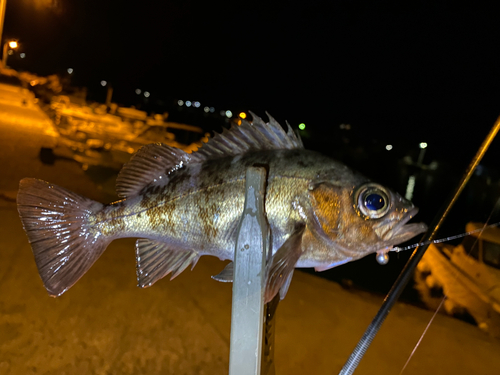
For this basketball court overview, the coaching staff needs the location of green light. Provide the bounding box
[298,123,306,130]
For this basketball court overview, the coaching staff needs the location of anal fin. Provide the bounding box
[136,239,199,288]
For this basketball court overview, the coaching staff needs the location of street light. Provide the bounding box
[2,39,18,67]
[417,141,428,166]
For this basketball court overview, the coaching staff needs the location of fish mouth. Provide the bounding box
[376,207,428,244]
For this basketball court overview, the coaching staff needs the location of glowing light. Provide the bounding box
[144,91,150,98]
[405,175,416,200]
[298,123,306,130]
[226,110,233,118]
[239,112,247,119]
[186,101,192,107]
[419,142,428,149]
[100,80,107,87]
[386,144,393,151]
[178,100,184,106]
[210,107,215,113]
[194,101,200,108]
[20,53,26,59]
[8,41,18,49]
[67,68,73,74]
[220,110,225,116]
[203,106,210,113]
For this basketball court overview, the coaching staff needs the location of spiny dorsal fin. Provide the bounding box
[194,111,304,159]
[116,113,303,198]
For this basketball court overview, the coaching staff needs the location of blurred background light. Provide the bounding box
[419,142,428,149]
[239,112,247,119]
[100,80,107,86]
[298,123,306,130]
[67,68,73,74]
[177,100,184,106]
[225,110,233,118]
[405,175,416,200]
[194,101,200,108]
[386,144,393,151]
[203,106,210,113]
[135,89,141,95]
[20,53,25,59]
[186,101,192,107]
[144,91,150,98]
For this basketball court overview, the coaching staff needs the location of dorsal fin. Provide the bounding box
[194,111,303,159]
[116,112,303,198]
[116,143,195,198]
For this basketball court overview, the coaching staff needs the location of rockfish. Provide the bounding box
[17,113,427,302]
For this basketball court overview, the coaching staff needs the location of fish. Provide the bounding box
[17,113,427,302]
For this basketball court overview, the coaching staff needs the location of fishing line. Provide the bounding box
[391,221,500,253]
[398,297,446,375]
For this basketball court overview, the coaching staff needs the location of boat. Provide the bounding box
[414,222,500,337]
[48,95,205,170]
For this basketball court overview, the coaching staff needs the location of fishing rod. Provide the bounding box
[339,114,500,375]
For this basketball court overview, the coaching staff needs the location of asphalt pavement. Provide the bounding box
[1,84,500,374]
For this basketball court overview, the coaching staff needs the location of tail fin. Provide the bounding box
[17,178,111,297]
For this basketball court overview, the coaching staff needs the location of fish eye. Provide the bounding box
[355,183,391,219]
[365,193,385,210]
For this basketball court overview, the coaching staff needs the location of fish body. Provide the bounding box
[17,113,427,300]
[96,149,362,264]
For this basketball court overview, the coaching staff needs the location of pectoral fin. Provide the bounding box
[314,258,352,272]
[265,223,305,303]
[212,224,305,303]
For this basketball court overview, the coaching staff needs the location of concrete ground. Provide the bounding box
[1,83,500,374]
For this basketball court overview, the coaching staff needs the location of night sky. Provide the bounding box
[4,1,500,162]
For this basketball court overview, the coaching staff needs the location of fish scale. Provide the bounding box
[103,150,336,256]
